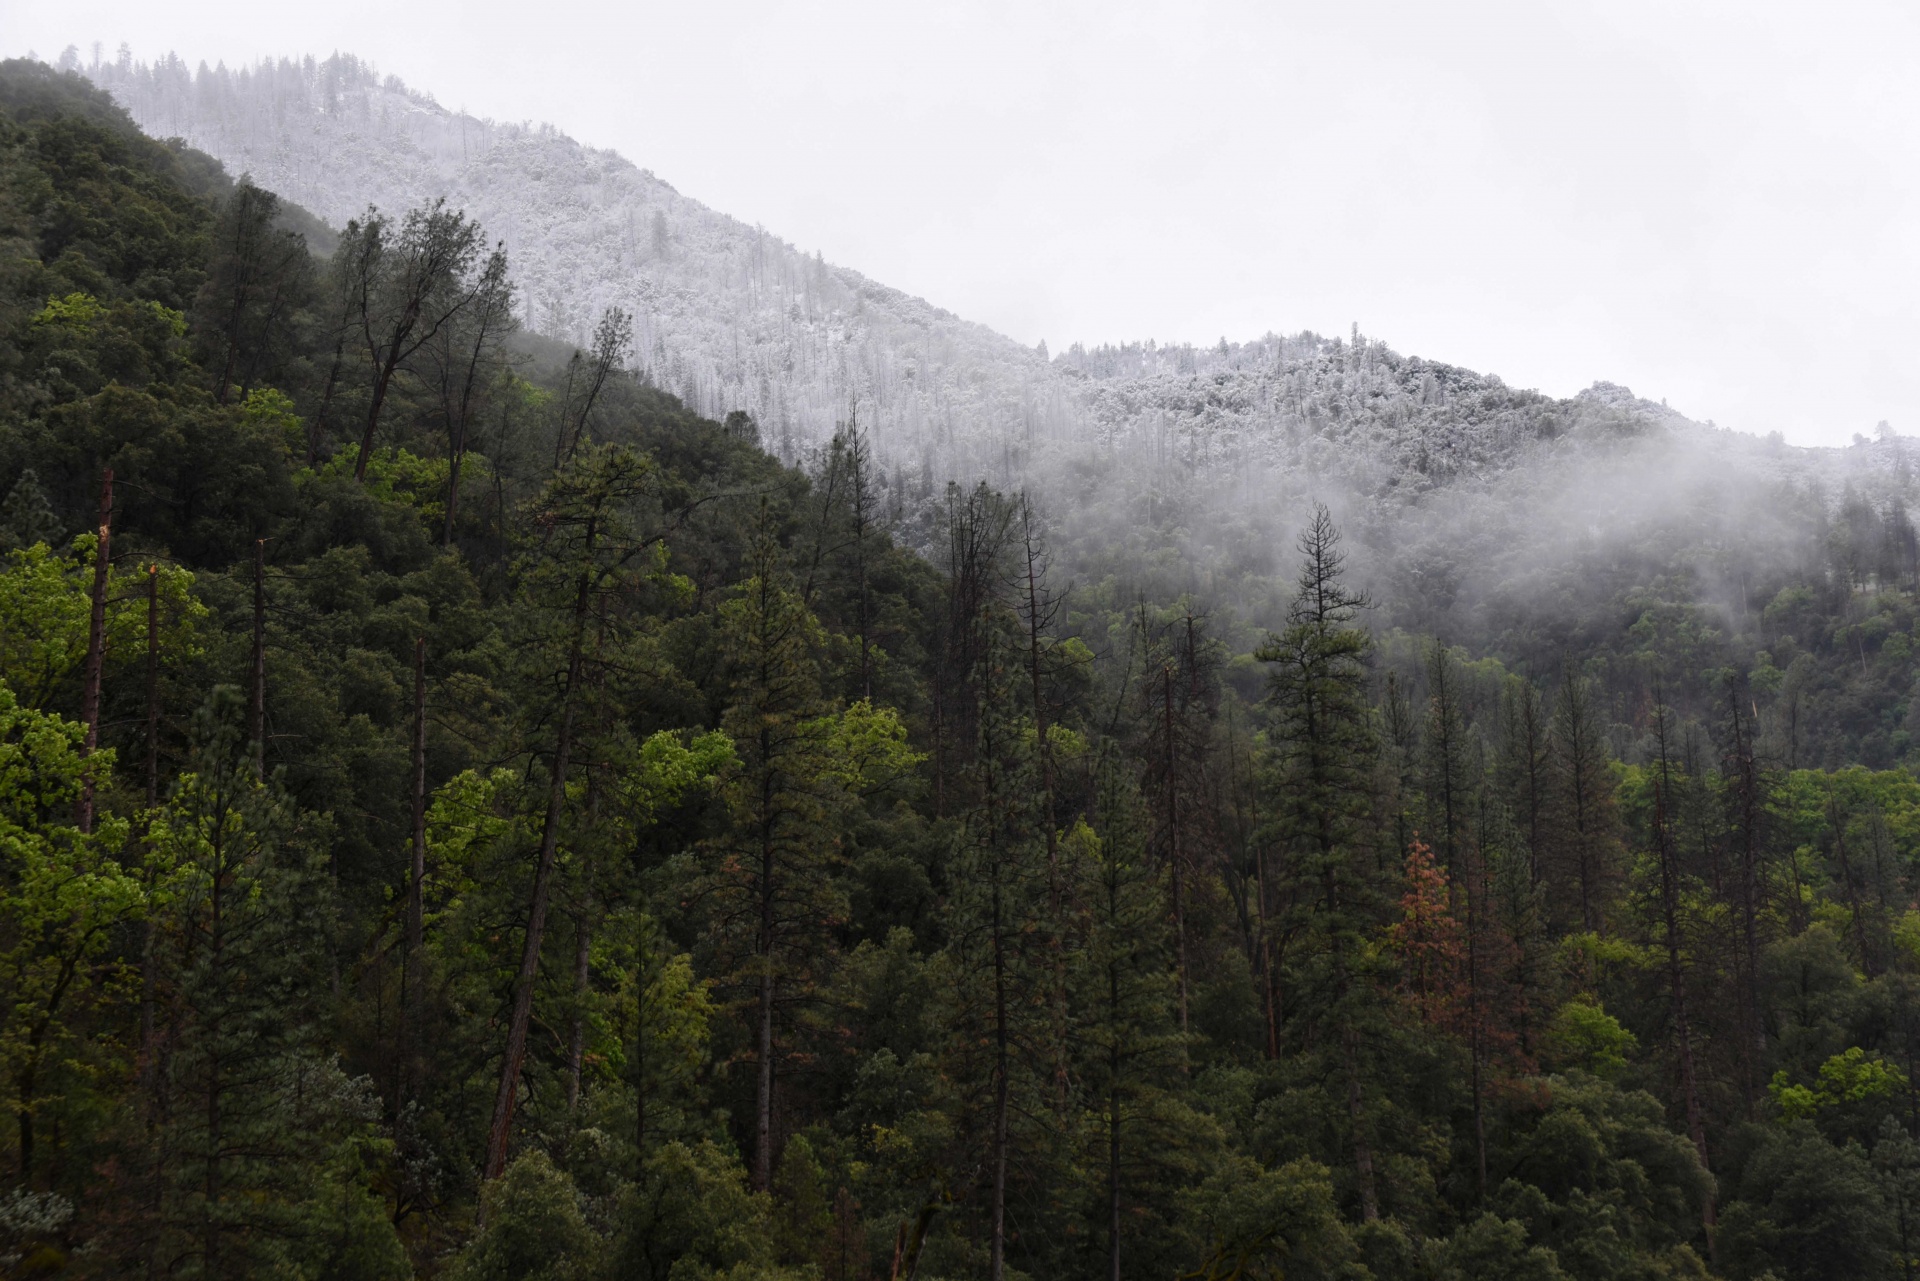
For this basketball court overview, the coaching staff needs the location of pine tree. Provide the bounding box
[426,242,515,542]
[485,444,655,1182]
[1549,668,1619,934]
[947,621,1049,1280]
[145,691,403,1279]
[710,526,839,1193]
[0,469,62,552]
[193,179,314,405]
[1256,504,1385,1222]
[1649,691,1717,1256]
[1423,642,1473,881]
[930,483,1016,815]
[1072,754,1191,1281]
[1498,675,1550,886]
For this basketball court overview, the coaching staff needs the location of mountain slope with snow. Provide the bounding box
[76,50,1903,648]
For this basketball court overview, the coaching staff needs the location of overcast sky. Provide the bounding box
[11,0,1918,446]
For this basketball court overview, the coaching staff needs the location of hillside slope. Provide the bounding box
[82,50,1070,479]
[70,50,1920,770]
[78,51,1723,498]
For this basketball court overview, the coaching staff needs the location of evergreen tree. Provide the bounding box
[947,621,1050,1279]
[144,690,403,1279]
[192,179,314,405]
[1548,668,1619,934]
[1072,755,1193,1280]
[1256,504,1386,1221]
[710,527,838,1193]
[485,443,656,1182]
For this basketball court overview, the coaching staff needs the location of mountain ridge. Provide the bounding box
[75,49,1742,496]
[68,46,1911,671]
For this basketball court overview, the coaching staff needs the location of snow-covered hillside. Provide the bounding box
[83,51,1073,480]
[81,51,1698,497]
[74,48,1906,643]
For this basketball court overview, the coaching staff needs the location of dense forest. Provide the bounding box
[7,57,1920,1281]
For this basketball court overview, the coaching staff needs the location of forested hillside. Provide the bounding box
[8,55,1920,1281]
[73,47,1920,776]
[76,47,1069,479]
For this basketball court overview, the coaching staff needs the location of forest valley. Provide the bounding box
[7,57,1920,1281]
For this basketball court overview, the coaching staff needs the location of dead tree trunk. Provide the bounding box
[402,637,428,1101]
[483,558,592,1181]
[77,469,113,834]
[249,539,266,777]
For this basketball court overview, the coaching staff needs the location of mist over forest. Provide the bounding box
[2,44,1920,1281]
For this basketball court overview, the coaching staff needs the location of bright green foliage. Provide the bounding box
[311,446,452,522]
[31,292,101,334]
[0,681,137,1185]
[1543,997,1639,1080]
[624,729,737,821]
[238,387,305,456]
[1771,1046,1906,1120]
[0,535,201,709]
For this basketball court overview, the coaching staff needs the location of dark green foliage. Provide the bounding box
[9,55,1920,1281]
[449,1152,597,1281]
[1719,1122,1894,1281]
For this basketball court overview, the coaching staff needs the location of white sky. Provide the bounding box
[10,0,1919,446]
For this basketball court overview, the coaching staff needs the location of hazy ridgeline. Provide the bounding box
[81,52,1920,747]
[9,49,1920,1281]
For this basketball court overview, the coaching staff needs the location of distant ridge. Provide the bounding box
[74,47,1911,659]
[80,50,1715,501]
[83,51,1070,482]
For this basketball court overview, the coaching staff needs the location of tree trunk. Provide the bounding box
[77,469,112,834]
[140,564,160,1101]
[145,566,160,805]
[444,427,468,545]
[307,336,344,467]
[1164,672,1189,1050]
[990,862,1010,1281]
[755,947,776,1191]
[566,914,591,1110]
[1467,848,1488,1201]
[1729,688,1767,1098]
[1108,950,1123,1281]
[1022,514,1069,1111]
[483,565,591,1182]
[249,539,266,777]
[1343,1020,1379,1222]
[1653,770,1717,1263]
[403,636,427,1102]
[634,919,649,1164]
[1828,788,1876,974]
[754,754,778,1192]
[354,317,416,481]
[203,827,226,1277]
[855,501,872,699]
